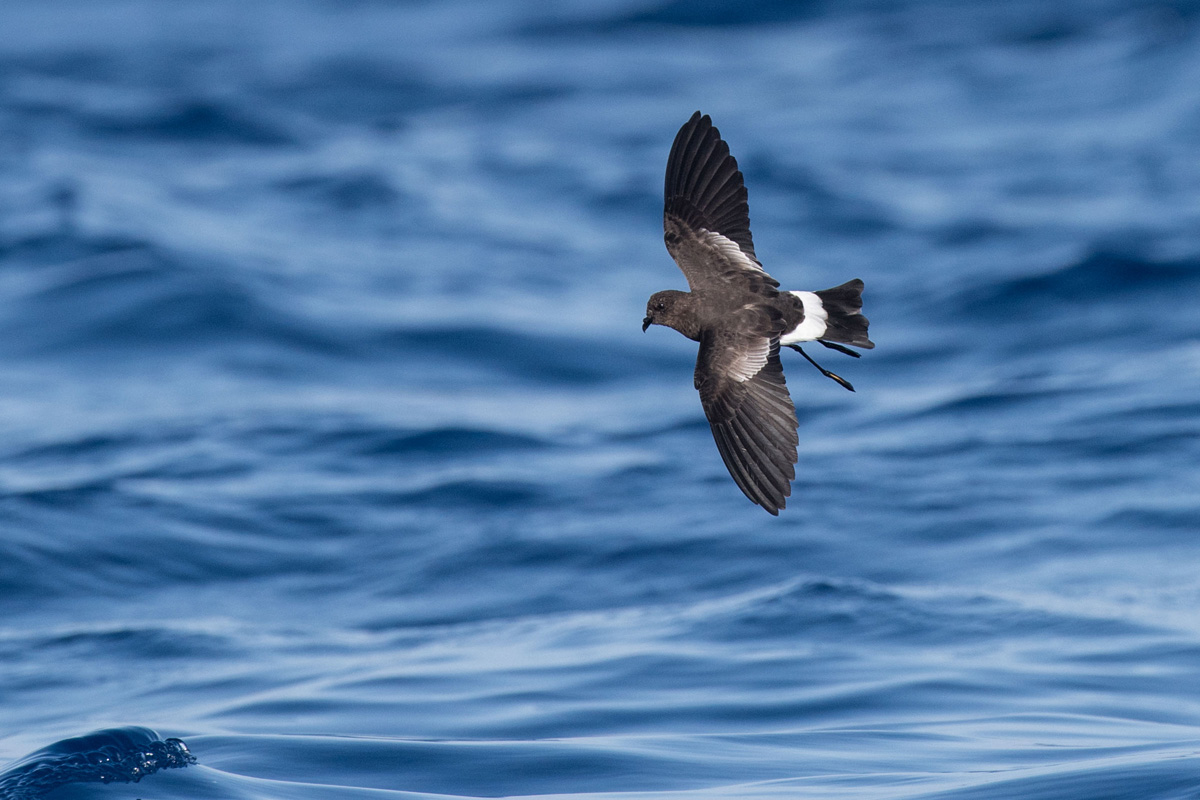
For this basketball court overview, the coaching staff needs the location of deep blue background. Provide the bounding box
[3,1,1200,797]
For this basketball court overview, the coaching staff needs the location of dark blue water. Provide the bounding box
[4,1,1200,798]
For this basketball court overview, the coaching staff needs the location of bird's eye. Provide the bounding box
[655,301,666,310]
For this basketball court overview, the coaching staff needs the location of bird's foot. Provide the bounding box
[788,344,856,392]
[817,340,860,358]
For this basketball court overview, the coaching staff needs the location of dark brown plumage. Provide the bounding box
[643,111,874,514]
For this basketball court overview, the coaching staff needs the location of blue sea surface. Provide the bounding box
[3,1,1200,797]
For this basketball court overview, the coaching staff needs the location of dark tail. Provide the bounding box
[815,279,873,350]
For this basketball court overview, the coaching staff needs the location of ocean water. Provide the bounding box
[3,0,1200,797]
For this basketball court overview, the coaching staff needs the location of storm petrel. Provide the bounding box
[642,111,874,515]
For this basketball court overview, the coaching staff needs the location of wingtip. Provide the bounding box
[758,490,786,515]
[683,110,711,132]
[765,482,792,515]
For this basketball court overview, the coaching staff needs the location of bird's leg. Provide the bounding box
[818,339,860,358]
[788,345,855,392]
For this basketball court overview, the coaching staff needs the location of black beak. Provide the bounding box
[642,316,652,332]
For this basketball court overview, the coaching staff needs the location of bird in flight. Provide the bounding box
[643,111,874,515]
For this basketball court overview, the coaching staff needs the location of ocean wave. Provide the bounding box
[81,99,293,147]
[361,479,548,510]
[0,229,668,382]
[1,233,342,358]
[3,623,238,663]
[262,58,452,124]
[526,0,822,33]
[274,170,404,213]
[908,750,1200,800]
[373,325,661,384]
[349,427,550,457]
[0,727,195,800]
[959,250,1200,321]
[677,576,1156,649]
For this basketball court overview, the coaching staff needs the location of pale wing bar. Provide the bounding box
[696,334,800,515]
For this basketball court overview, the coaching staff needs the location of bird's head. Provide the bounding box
[643,290,699,339]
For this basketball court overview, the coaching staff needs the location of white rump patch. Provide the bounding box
[780,291,828,344]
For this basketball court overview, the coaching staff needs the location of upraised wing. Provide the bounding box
[664,111,779,294]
